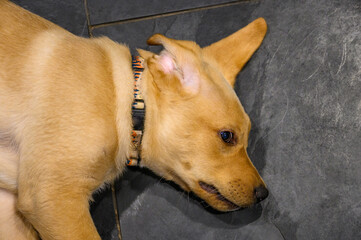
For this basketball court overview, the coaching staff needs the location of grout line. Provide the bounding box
[83,0,93,37]
[90,0,255,29]
[112,183,123,240]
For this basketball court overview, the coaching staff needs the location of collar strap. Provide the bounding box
[127,56,145,166]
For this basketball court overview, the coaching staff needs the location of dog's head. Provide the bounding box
[139,18,268,212]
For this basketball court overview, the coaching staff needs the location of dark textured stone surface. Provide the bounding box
[87,0,239,25]
[241,1,361,239]
[91,1,260,55]
[90,187,119,240]
[112,169,283,240]
[11,0,88,36]
[8,0,361,239]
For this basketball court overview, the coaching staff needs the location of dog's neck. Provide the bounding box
[126,55,167,169]
[127,56,146,166]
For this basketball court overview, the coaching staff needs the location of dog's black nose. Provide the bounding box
[254,186,269,203]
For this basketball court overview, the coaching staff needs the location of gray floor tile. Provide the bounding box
[90,189,119,240]
[112,169,283,240]
[87,0,241,25]
[91,1,260,54]
[11,0,88,36]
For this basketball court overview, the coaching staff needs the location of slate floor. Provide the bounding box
[11,0,361,240]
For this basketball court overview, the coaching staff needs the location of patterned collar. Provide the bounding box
[127,56,145,166]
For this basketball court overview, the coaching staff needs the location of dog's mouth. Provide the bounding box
[198,181,240,210]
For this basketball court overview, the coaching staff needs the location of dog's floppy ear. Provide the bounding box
[203,18,267,87]
[137,48,154,60]
[147,34,201,94]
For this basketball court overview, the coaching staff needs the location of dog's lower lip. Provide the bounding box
[198,181,240,209]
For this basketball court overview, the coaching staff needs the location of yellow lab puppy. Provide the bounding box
[0,0,268,239]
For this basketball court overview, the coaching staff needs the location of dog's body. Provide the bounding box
[0,1,268,239]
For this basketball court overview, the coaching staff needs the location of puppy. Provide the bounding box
[0,0,268,239]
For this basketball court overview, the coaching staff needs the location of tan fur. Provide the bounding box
[0,0,267,239]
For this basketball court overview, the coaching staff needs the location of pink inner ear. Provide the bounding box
[157,51,200,93]
[158,53,175,74]
[182,64,200,92]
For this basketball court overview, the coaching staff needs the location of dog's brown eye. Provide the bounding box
[219,131,236,145]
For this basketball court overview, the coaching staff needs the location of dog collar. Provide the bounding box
[127,56,145,166]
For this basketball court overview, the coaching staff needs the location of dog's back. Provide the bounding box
[0,0,138,182]
[0,1,136,239]
[0,0,52,192]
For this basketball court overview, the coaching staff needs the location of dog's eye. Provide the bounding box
[219,131,236,145]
